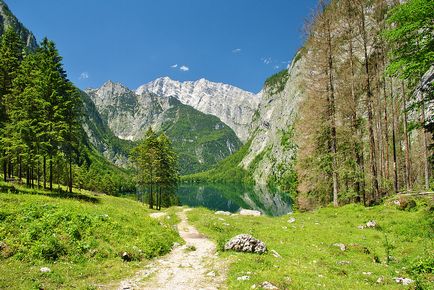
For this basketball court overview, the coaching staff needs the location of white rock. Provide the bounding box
[40,267,51,273]
[362,272,372,275]
[215,211,231,216]
[224,234,267,254]
[237,275,250,281]
[206,271,216,277]
[394,277,414,286]
[366,220,377,228]
[357,225,365,229]
[288,217,296,223]
[271,249,281,258]
[260,281,279,289]
[240,209,262,216]
[333,243,346,251]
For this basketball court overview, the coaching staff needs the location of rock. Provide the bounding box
[224,234,267,254]
[40,267,51,273]
[366,220,377,228]
[394,277,414,286]
[251,284,257,289]
[240,209,262,216]
[376,276,384,284]
[337,261,351,265]
[237,275,251,281]
[260,281,279,289]
[172,242,181,248]
[271,249,281,258]
[357,225,365,229]
[393,200,400,206]
[206,271,216,277]
[287,217,296,223]
[215,211,231,216]
[121,251,131,262]
[333,243,346,251]
[362,272,372,275]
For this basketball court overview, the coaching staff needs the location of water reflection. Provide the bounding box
[176,183,292,216]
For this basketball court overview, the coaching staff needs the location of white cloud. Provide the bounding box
[171,64,178,68]
[274,65,280,70]
[179,65,189,72]
[79,72,89,80]
[261,57,272,65]
[232,48,242,54]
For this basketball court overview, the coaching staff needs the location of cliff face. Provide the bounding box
[137,77,261,142]
[240,54,305,186]
[0,1,37,49]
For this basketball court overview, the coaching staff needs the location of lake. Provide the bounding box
[176,183,292,216]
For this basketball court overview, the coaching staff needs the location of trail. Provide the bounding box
[116,208,227,290]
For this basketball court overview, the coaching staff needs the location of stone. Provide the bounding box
[224,234,267,254]
[260,281,279,289]
[287,217,296,223]
[394,277,414,286]
[376,276,384,284]
[357,225,365,229]
[206,271,216,277]
[271,250,281,258]
[362,272,372,275]
[337,261,351,265]
[240,209,262,216]
[121,251,131,262]
[237,276,250,281]
[40,267,51,273]
[333,243,346,251]
[366,220,377,228]
[215,211,231,216]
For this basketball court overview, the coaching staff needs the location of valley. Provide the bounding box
[0,0,433,289]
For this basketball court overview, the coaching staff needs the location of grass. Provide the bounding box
[0,182,181,289]
[187,196,434,289]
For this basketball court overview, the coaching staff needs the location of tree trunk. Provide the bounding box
[391,79,399,193]
[360,3,379,202]
[69,156,73,193]
[49,155,53,191]
[402,82,411,191]
[43,156,46,189]
[420,100,430,189]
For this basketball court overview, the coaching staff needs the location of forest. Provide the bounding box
[0,28,135,196]
[295,0,433,209]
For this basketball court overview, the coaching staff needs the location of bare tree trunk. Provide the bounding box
[420,101,430,189]
[401,82,411,191]
[360,3,379,202]
[391,79,399,193]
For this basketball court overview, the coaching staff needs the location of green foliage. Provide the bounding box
[188,199,434,289]
[384,0,434,83]
[159,98,242,175]
[0,190,180,289]
[131,128,180,209]
[264,69,289,95]
[182,140,252,184]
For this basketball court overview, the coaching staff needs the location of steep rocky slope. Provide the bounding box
[86,81,241,174]
[239,55,304,186]
[137,77,261,142]
[0,0,37,49]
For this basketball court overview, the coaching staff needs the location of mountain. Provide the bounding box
[137,77,261,142]
[85,81,242,174]
[0,0,37,49]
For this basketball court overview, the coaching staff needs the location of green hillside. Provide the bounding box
[159,97,242,175]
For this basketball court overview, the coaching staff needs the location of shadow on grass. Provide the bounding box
[0,183,100,203]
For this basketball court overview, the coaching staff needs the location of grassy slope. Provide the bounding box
[0,185,181,289]
[181,140,252,183]
[187,197,433,289]
[160,98,242,175]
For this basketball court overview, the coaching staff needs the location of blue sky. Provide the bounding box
[7,0,317,93]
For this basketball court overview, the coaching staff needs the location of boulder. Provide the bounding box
[333,243,346,251]
[240,209,262,216]
[215,211,231,216]
[40,267,51,273]
[121,251,131,262]
[366,220,377,228]
[260,281,279,289]
[224,234,267,254]
[394,277,414,286]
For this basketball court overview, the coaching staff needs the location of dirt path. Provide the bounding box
[117,208,227,290]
